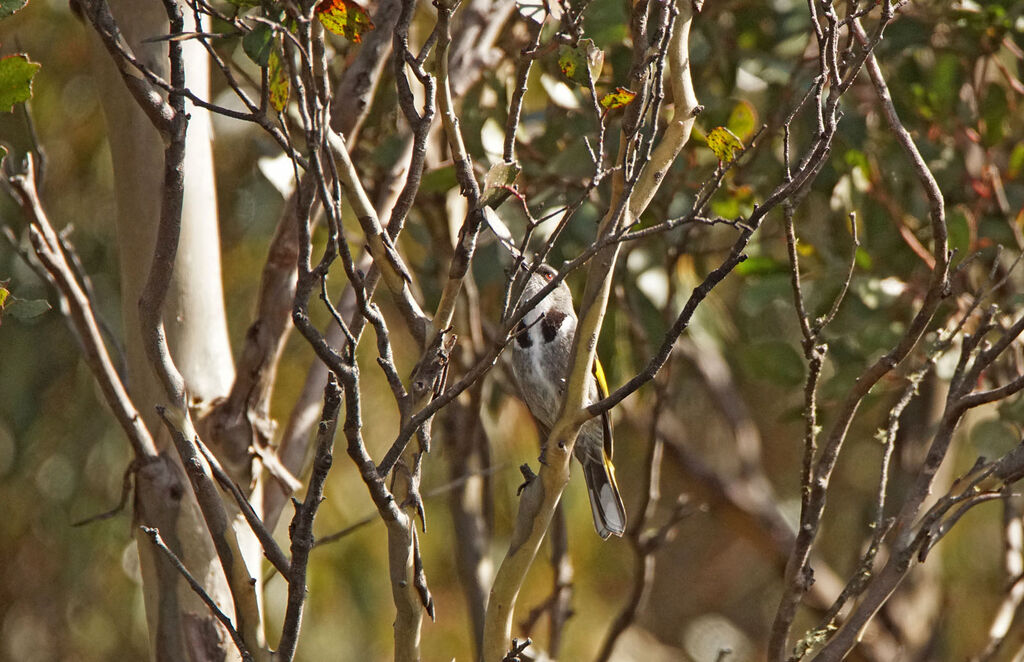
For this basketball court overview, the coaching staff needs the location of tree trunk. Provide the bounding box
[88,2,241,659]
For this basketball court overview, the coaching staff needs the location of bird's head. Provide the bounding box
[521,264,574,315]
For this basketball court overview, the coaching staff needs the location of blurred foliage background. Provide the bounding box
[2,0,1024,660]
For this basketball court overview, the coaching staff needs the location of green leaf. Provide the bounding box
[6,297,50,320]
[928,53,961,114]
[705,126,744,163]
[738,274,792,317]
[981,85,1009,146]
[316,0,375,44]
[557,46,579,82]
[546,139,598,180]
[419,165,457,194]
[710,194,740,219]
[854,247,872,270]
[946,206,973,254]
[999,394,1024,425]
[710,182,754,220]
[479,161,522,208]
[970,418,1018,454]
[0,279,50,325]
[243,23,275,67]
[1008,143,1024,179]
[844,148,870,173]
[0,0,28,19]
[738,340,805,386]
[726,100,757,141]
[599,87,636,110]
[0,54,41,112]
[734,255,784,276]
[268,50,289,113]
[556,39,603,88]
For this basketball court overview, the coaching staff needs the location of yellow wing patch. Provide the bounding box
[592,356,614,460]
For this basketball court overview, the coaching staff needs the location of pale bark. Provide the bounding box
[88,2,241,659]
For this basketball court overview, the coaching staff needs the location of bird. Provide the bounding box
[508,263,627,539]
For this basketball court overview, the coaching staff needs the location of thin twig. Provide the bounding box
[140,526,254,662]
[276,375,342,661]
[197,442,291,577]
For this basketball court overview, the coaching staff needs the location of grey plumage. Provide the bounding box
[509,265,627,539]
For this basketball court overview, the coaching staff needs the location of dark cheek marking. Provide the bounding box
[514,321,533,348]
[541,309,566,343]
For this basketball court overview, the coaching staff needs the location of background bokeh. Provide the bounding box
[3,0,1024,660]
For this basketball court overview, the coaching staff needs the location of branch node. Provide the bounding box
[517,463,537,496]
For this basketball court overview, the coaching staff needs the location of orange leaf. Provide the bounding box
[316,0,374,44]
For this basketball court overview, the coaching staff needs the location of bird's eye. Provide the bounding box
[543,271,553,281]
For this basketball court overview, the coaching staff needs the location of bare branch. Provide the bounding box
[134,0,190,408]
[197,442,291,578]
[76,0,176,135]
[276,375,342,661]
[429,0,486,340]
[503,19,544,163]
[770,5,946,656]
[202,188,304,487]
[323,127,430,343]
[7,157,157,459]
[973,492,1024,662]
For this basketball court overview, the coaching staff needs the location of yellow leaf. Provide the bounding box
[599,87,637,110]
[268,50,289,113]
[316,0,374,44]
[706,126,744,163]
[555,39,603,88]
[557,48,577,80]
[726,100,757,140]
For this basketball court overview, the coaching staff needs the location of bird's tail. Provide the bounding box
[581,451,627,539]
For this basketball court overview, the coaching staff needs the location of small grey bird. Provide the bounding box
[509,264,626,539]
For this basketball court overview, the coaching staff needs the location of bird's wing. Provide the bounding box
[592,356,614,460]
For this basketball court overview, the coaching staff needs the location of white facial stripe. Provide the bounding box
[520,297,554,336]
